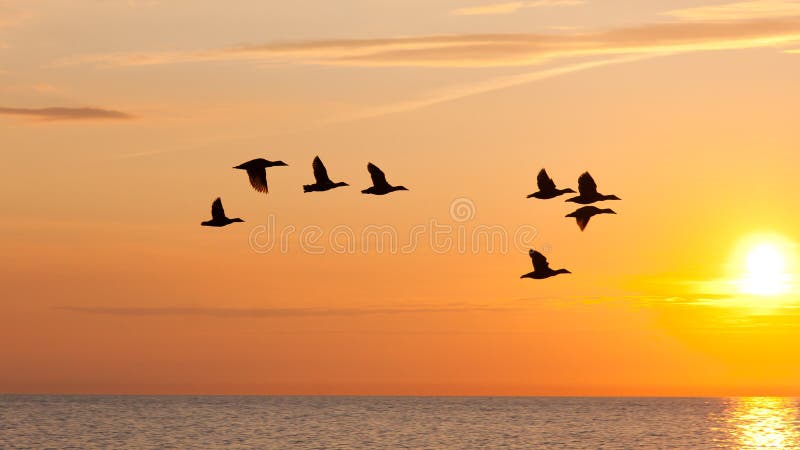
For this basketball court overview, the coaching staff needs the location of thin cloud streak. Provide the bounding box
[665,0,800,22]
[115,55,650,159]
[452,0,584,16]
[56,304,519,318]
[0,106,134,121]
[0,4,30,29]
[326,54,657,124]
[61,18,800,68]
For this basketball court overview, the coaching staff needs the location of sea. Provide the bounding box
[1,396,798,448]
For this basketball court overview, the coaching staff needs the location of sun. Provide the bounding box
[738,240,793,296]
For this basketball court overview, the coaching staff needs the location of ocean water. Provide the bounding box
[1,396,799,449]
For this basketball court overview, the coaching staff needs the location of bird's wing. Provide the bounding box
[313,156,332,184]
[211,197,226,220]
[246,168,269,193]
[578,172,598,197]
[367,163,389,188]
[537,169,556,192]
[529,249,551,271]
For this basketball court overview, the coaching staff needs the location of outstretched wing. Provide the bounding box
[577,172,598,197]
[246,168,269,193]
[313,156,332,184]
[211,197,226,220]
[529,249,551,271]
[537,168,556,192]
[367,162,389,188]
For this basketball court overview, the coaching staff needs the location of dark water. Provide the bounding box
[1,396,799,448]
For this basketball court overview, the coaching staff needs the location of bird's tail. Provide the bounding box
[303,184,312,193]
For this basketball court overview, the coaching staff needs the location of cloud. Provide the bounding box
[326,53,655,124]
[0,3,31,29]
[62,17,800,69]
[451,0,584,16]
[56,303,518,318]
[0,106,135,121]
[665,0,800,22]
[114,54,650,160]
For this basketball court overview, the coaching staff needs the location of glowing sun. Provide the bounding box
[739,242,792,296]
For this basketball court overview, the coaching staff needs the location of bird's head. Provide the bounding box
[270,160,288,167]
[233,163,246,169]
[563,188,577,193]
[395,186,409,191]
[605,194,621,200]
[336,182,350,187]
[558,269,572,274]
[232,218,245,223]
[602,209,617,214]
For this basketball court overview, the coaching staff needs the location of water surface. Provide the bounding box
[1,396,798,448]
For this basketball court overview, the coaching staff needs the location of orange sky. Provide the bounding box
[2,0,800,396]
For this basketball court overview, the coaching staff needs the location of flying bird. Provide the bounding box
[521,249,571,279]
[566,172,621,204]
[527,168,575,199]
[361,162,408,195]
[566,206,616,231]
[303,156,349,193]
[201,198,244,227]
[233,158,288,194]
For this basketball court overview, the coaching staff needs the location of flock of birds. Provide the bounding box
[521,169,621,279]
[201,158,621,280]
[200,156,407,227]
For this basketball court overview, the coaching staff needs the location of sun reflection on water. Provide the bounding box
[722,397,800,448]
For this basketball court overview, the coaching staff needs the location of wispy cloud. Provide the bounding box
[327,53,655,124]
[665,0,800,22]
[61,18,800,69]
[0,2,31,29]
[115,54,651,160]
[0,106,135,121]
[56,303,517,318]
[451,0,584,16]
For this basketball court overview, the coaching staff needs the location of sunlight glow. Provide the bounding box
[723,397,800,448]
[739,243,791,296]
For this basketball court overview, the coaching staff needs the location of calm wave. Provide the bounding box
[2,396,799,448]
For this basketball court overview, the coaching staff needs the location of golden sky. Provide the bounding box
[2,0,800,396]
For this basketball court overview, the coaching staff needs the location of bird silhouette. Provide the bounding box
[566,206,616,231]
[201,198,244,227]
[361,162,408,195]
[566,172,620,204]
[520,249,571,279]
[303,156,349,193]
[527,169,575,199]
[233,158,288,194]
